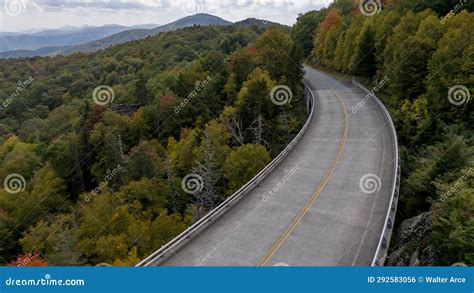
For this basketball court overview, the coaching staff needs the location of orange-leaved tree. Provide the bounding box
[9,252,48,266]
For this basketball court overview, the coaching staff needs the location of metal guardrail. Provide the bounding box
[137,82,316,266]
[352,77,401,267]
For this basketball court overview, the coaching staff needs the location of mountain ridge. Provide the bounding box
[0,24,160,53]
[0,14,285,59]
[58,14,234,56]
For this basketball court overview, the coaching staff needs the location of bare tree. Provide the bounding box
[249,114,266,146]
[164,153,182,214]
[192,133,223,220]
[223,112,244,145]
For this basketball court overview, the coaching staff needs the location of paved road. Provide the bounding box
[157,67,396,266]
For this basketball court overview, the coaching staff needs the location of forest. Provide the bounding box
[0,0,472,267]
[294,0,473,265]
[0,24,305,265]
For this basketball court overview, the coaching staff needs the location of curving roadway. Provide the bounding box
[146,67,397,266]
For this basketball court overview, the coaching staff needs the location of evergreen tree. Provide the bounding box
[350,23,377,78]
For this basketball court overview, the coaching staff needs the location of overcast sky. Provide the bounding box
[0,0,331,32]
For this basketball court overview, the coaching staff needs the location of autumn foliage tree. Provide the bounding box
[9,253,48,266]
[0,16,309,266]
[306,0,474,265]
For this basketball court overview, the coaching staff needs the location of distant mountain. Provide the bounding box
[130,23,161,30]
[0,46,72,59]
[234,18,286,28]
[163,13,232,28]
[58,14,233,56]
[26,25,84,37]
[0,24,159,53]
[0,32,23,37]
[1,14,283,59]
[57,28,155,55]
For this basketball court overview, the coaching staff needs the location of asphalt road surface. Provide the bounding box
[156,67,396,266]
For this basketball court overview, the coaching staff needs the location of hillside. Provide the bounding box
[0,24,156,53]
[234,18,286,28]
[0,46,73,59]
[1,14,283,59]
[295,0,473,266]
[0,24,305,265]
[58,14,233,55]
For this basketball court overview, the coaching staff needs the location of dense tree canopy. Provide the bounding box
[1,0,472,267]
[0,24,305,265]
[305,0,473,265]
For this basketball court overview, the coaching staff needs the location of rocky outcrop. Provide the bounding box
[111,104,141,116]
[386,213,436,266]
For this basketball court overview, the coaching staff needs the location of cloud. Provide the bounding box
[30,0,159,11]
[22,0,328,12]
[0,0,330,32]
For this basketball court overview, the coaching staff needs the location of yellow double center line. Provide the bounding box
[258,78,349,266]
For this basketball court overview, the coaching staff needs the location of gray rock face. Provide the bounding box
[111,104,141,116]
[387,213,436,266]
